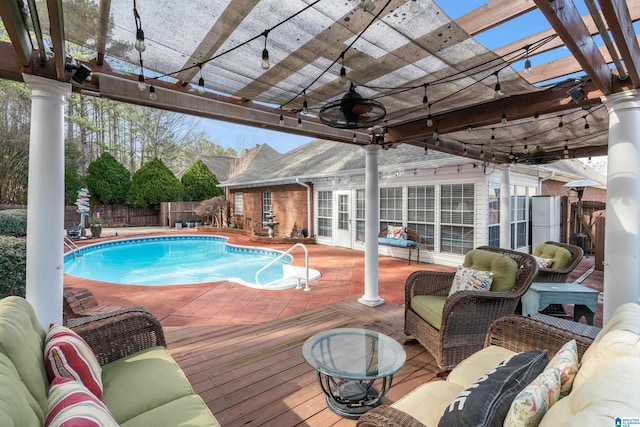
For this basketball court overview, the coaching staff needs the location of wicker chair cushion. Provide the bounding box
[410,295,447,330]
[0,352,43,426]
[463,249,518,292]
[101,346,197,424]
[533,243,572,270]
[0,296,49,414]
[45,377,118,427]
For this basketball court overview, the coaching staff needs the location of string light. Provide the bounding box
[302,90,308,114]
[261,30,271,70]
[588,155,592,164]
[426,104,433,127]
[410,0,421,13]
[533,112,539,122]
[523,140,529,155]
[490,128,495,144]
[353,133,357,143]
[564,141,569,159]
[434,135,440,146]
[523,45,532,77]
[558,115,564,128]
[133,2,146,52]
[467,125,472,132]
[433,126,438,139]
[422,84,429,109]
[480,145,485,158]
[197,64,205,95]
[278,113,284,126]
[508,146,514,160]
[149,85,157,100]
[463,144,468,156]
[339,53,347,85]
[297,115,303,129]
[383,127,389,143]
[494,71,504,98]
[137,73,146,91]
[501,112,507,125]
[361,0,376,12]
[583,115,590,130]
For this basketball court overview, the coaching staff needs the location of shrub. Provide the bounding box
[86,152,131,205]
[0,236,27,298]
[0,209,28,237]
[127,158,184,208]
[181,160,223,201]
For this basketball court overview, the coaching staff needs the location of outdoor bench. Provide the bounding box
[378,226,420,264]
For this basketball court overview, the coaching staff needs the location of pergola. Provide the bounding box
[0,0,638,326]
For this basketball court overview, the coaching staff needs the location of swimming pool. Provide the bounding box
[63,235,320,289]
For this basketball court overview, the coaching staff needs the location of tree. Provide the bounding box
[195,196,228,226]
[181,160,223,201]
[64,166,83,206]
[86,152,131,205]
[128,157,184,208]
[0,80,30,203]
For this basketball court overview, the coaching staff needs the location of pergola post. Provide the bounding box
[601,89,640,325]
[359,144,384,307]
[500,165,512,249]
[22,75,71,329]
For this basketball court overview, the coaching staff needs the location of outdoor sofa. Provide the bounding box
[0,295,220,426]
[357,303,640,426]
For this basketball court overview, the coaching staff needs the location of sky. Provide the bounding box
[197,1,609,156]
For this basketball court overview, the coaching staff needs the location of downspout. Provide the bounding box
[296,178,312,237]
[538,171,555,194]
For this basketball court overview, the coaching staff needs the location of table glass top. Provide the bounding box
[301,328,406,380]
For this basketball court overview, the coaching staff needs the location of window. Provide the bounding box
[355,189,365,242]
[317,191,333,237]
[379,187,402,230]
[440,184,475,254]
[338,194,349,230]
[487,183,500,247]
[407,185,435,250]
[233,192,243,215]
[511,186,534,250]
[262,192,272,222]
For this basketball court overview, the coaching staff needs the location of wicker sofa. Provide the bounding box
[0,296,220,426]
[356,303,640,426]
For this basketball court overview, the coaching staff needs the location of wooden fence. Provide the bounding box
[64,205,159,228]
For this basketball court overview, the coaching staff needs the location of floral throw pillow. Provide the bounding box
[448,266,494,296]
[547,339,579,397]
[533,255,554,269]
[503,367,561,427]
[386,226,404,239]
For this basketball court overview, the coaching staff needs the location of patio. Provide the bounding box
[64,228,602,426]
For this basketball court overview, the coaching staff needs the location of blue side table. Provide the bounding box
[521,282,600,325]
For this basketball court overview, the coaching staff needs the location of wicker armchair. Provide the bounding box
[404,246,538,370]
[356,314,595,427]
[533,241,584,283]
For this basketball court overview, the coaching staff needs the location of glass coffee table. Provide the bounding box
[301,328,406,419]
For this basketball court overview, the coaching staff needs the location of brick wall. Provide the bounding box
[230,183,314,237]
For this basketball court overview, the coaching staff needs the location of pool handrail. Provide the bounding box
[64,236,82,258]
[255,243,311,291]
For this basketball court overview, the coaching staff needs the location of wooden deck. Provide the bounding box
[165,296,439,426]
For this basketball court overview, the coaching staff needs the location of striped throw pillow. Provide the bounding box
[45,377,118,427]
[44,324,103,399]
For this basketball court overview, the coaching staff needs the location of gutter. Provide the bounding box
[538,171,555,194]
[296,178,312,237]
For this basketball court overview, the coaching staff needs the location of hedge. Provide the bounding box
[0,236,27,298]
[0,209,28,237]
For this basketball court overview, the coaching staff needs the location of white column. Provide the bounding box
[601,90,640,325]
[359,144,384,307]
[500,165,511,249]
[22,75,71,329]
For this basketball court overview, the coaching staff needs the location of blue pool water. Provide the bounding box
[63,235,293,287]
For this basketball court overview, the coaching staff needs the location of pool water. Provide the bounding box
[63,235,293,287]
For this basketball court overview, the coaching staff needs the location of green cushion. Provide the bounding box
[411,295,447,330]
[101,346,197,424]
[533,244,572,270]
[120,395,220,427]
[463,250,518,292]
[0,352,43,426]
[0,296,49,414]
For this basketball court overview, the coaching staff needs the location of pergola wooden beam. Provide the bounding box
[599,0,640,88]
[456,0,536,36]
[534,0,612,94]
[0,0,33,68]
[96,0,111,65]
[46,0,67,81]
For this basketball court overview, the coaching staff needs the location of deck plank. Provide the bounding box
[166,296,436,427]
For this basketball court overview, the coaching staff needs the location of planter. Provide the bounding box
[185,222,194,228]
[90,225,102,238]
[175,222,183,229]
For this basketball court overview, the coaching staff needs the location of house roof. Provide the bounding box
[221,139,607,189]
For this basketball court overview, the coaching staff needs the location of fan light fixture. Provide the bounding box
[319,83,386,129]
[515,145,560,165]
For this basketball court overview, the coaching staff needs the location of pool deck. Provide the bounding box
[64,226,604,328]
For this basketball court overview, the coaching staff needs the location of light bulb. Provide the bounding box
[339,66,347,85]
[501,112,507,125]
[435,136,440,146]
[463,146,468,156]
[480,149,485,159]
[410,0,420,13]
[534,112,539,122]
[433,129,438,138]
[523,58,532,77]
[149,85,157,100]
[494,82,504,98]
[198,77,205,95]
[353,133,357,143]
[558,117,564,128]
[383,128,389,143]
[135,28,146,52]
[362,0,375,12]
[302,99,308,114]
[279,114,284,126]
[137,74,146,91]
[426,114,433,127]
[422,95,428,109]
[297,117,303,129]
[523,144,529,155]
[261,49,270,70]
